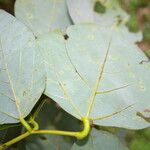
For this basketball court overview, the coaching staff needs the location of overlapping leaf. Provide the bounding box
[37,23,150,129]
[15,0,72,36]
[67,0,94,24]
[0,10,45,124]
[71,128,129,150]
[67,0,129,27]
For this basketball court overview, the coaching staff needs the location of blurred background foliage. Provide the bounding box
[119,0,150,58]
[0,0,150,150]
[0,0,15,14]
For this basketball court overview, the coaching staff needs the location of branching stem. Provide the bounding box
[0,117,38,150]
[0,117,90,149]
[32,117,90,140]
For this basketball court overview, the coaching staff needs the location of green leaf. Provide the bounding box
[126,13,139,32]
[19,99,80,150]
[130,138,150,150]
[0,124,21,145]
[37,23,150,129]
[0,124,21,131]
[94,1,106,14]
[15,0,72,36]
[67,0,129,27]
[0,10,45,124]
[71,128,129,150]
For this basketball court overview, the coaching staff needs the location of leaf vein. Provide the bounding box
[86,41,111,117]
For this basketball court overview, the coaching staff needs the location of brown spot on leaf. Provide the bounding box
[23,91,26,96]
[144,109,150,113]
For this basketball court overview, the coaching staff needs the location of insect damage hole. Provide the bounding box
[94,1,106,14]
[64,34,69,40]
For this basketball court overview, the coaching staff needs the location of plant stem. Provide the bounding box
[0,117,38,150]
[20,117,32,132]
[32,117,90,139]
[0,117,90,149]
[0,131,30,150]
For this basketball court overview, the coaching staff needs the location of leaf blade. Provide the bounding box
[38,24,150,129]
[15,0,72,36]
[71,128,129,150]
[0,10,45,124]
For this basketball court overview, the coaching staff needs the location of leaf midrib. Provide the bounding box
[86,42,111,118]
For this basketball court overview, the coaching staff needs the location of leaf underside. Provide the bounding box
[38,23,150,129]
[15,0,72,36]
[0,10,45,124]
[71,128,129,150]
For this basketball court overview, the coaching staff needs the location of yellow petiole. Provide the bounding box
[0,117,91,149]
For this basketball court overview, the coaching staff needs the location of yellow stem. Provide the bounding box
[0,117,90,149]
[32,117,90,140]
[0,117,38,150]
[20,117,32,132]
[0,131,30,150]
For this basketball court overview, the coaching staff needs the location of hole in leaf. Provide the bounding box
[94,1,106,14]
[116,15,123,26]
[64,34,69,40]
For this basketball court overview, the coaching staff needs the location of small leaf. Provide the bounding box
[0,10,45,124]
[15,0,72,36]
[71,128,129,150]
[38,23,150,129]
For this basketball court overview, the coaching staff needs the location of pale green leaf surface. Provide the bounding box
[67,0,129,27]
[37,23,150,129]
[67,0,94,24]
[71,128,129,150]
[15,0,72,36]
[0,10,45,124]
